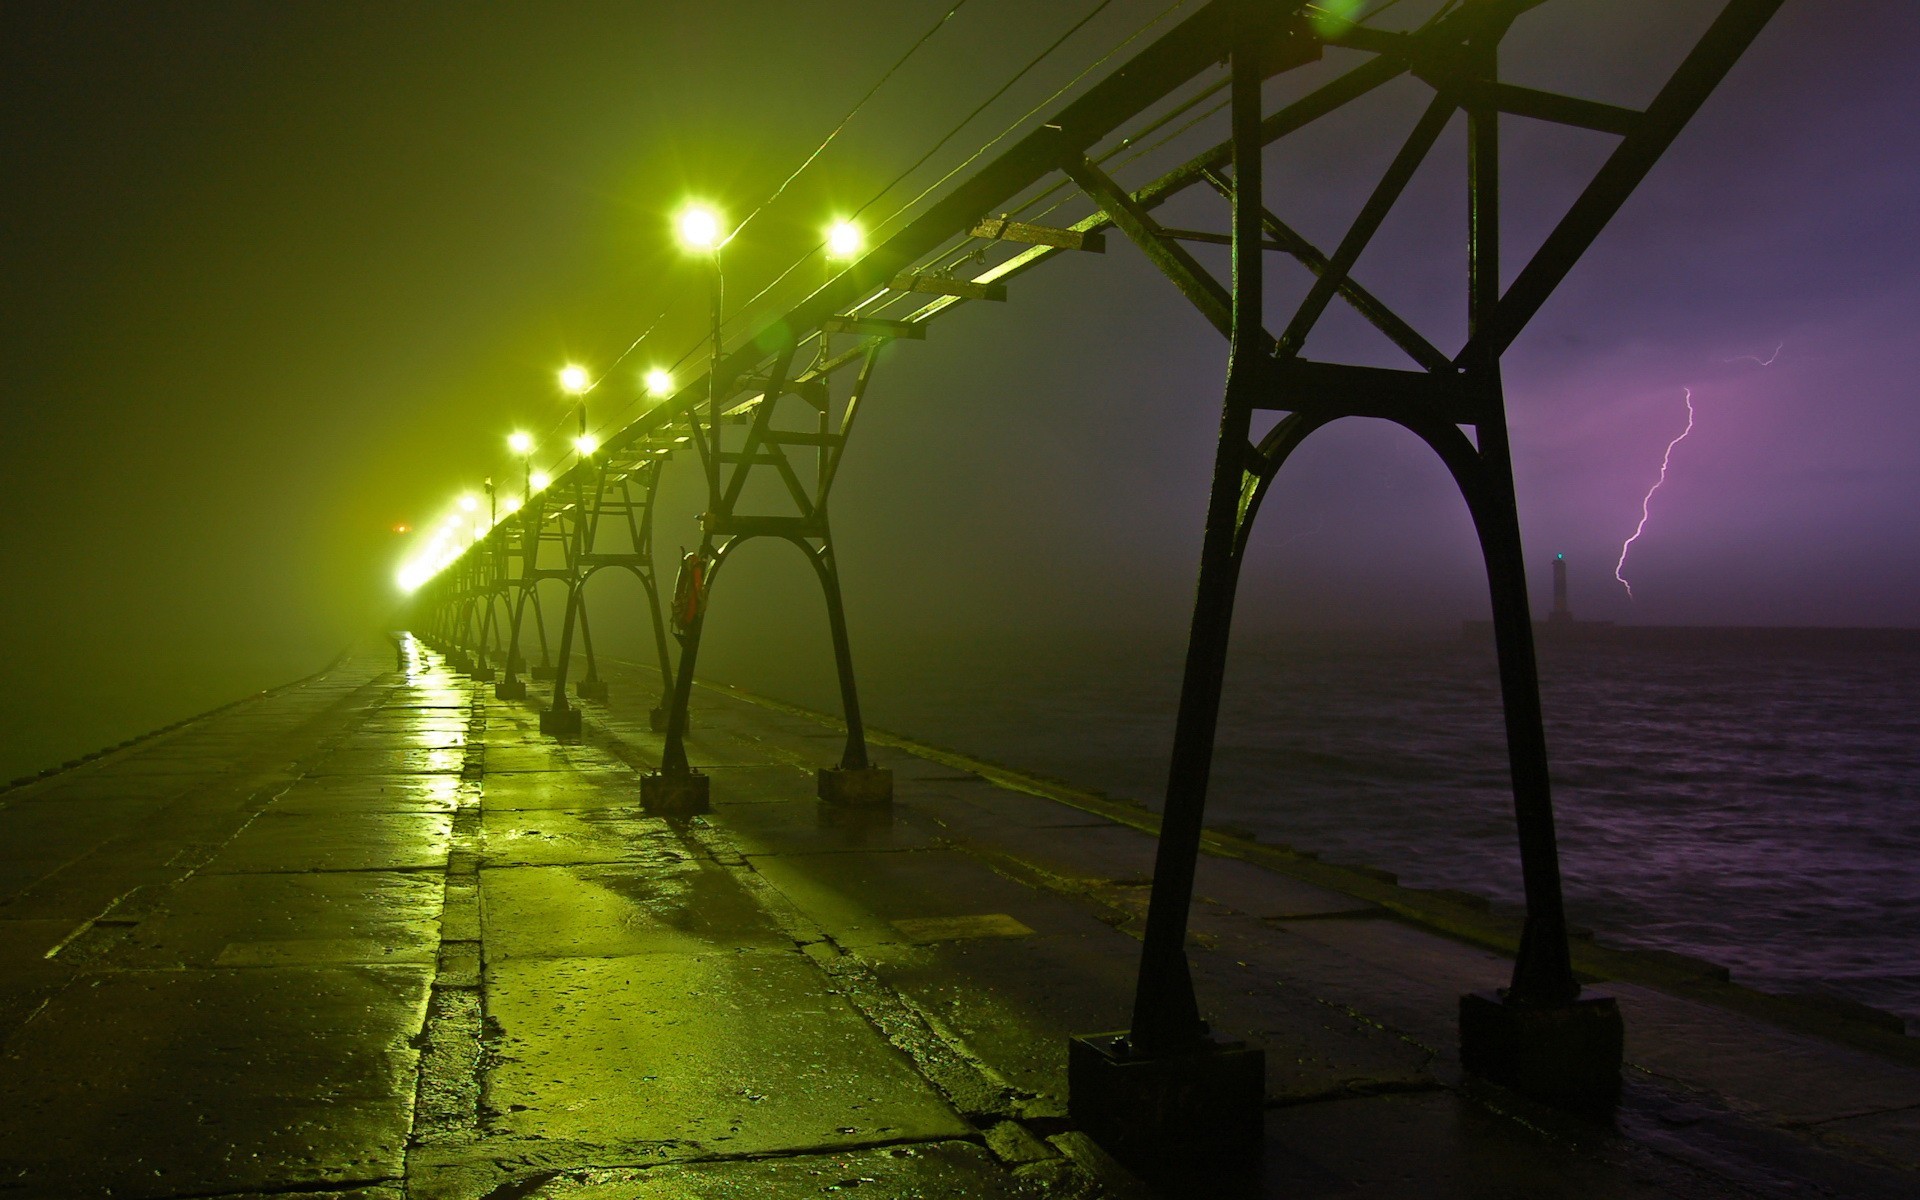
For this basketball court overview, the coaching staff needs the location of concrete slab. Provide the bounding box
[515,1140,1042,1198]
[204,811,452,873]
[480,808,677,866]
[118,870,442,968]
[337,728,467,750]
[269,774,467,814]
[867,932,1135,1101]
[480,770,637,811]
[480,861,789,960]
[307,747,465,776]
[1260,1091,1667,1198]
[716,798,949,856]
[0,916,75,960]
[0,965,428,1199]
[481,745,587,773]
[697,763,817,799]
[747,848,1117,949]
[1613,980,1920,1124]
[483,952,970,1152]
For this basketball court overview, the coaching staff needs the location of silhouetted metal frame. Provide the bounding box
[655,340,883,781]
[408,0,1779,1053]
[1087,0,1783,1051]
[544,454,679,726]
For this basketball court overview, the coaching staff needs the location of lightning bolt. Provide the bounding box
[1614,387,1696,600]
[1724,341,1783,368]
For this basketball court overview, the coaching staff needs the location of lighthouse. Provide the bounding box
[1549,552,1572,623]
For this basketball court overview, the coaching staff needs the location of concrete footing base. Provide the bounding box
[530,665,556,681]
[642,770,710,815]
[1459,988,1623,1110]
[470,665,496,682]
[1068,1032,1265,1171]
[817,766,893,806]
[576,679,608,702]
[539,707,582,737]
[493,678,526,701]
[648,706,669,732]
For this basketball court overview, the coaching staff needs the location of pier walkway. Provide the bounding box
[1,642,1916,1198]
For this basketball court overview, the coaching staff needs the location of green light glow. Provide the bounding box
[508,431,534,455]
[676,204,723,251]
[826,219,863,259]
[559,364,591,394]
[645,368,673,397]
[530,470,552,492]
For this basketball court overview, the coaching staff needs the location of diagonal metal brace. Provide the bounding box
[1063,154,1233,340]
[1198,167,1450,372]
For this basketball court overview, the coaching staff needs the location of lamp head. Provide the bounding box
[676,204,723,251]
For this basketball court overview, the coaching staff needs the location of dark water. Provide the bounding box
[850,626,1920,1027]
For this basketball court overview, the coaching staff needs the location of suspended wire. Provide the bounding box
[853,0,1117,222]
[596,1,973,385]
[727,0,973,247]
[743,0,1191,329]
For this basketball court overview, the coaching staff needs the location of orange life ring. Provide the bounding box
[671,551,707,633]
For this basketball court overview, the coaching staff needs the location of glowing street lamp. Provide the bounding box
[826,219,863,260]
[507,433,535,502]
[673,203,728,506]
[458,493,479,513]
[645,368,673,398]
[675,204,723,252]
[529,470,552,493]
[573,432,599,457]
[559,364,591,395]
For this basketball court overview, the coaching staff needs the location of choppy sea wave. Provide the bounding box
[850,626,1920,1027]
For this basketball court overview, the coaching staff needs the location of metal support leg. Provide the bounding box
[495,590,528,700]
[540,581,585,737]
[1070,17,1267,1172]
[643,548,715,815]
[529,588,555,680]
[633,570,672,723]
[574,600,609,703]
[808,540,891,806]
[1455,419,1621,1108]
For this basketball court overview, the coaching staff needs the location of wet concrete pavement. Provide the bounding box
[0,640,1916,1198]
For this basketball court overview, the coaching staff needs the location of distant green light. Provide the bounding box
[559,364,592,394]
[508,431,534,455]
[530,470,552,492]
[645,368,673,397]
[573,432,599,456]
[458,494,479,513]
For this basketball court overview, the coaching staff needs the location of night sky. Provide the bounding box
[4,1,1917,779]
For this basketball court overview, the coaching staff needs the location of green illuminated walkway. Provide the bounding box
[0,644,1915,1198]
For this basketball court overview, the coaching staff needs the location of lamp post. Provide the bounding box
[644,203,727,815]
[676,203,724,506]
[508,431,534,502]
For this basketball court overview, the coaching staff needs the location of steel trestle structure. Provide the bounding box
[404,0,1782,1167]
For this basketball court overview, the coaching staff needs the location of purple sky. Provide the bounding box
[3,1,1916,775]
